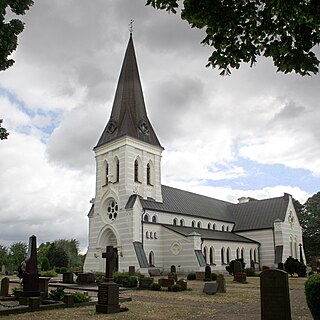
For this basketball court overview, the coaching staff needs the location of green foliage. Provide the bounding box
[297,263,307,277]
[49,287,65,301]
[187,272,196,280]
[9,242,27,271]
[171,284,182,292]
[11,287,22,298]
[72,291,91,303]
[124,276,138,287]
[39,270,58,277]
[245,268,256,277]
[146,0,320,76]
[94,272,106,285]
[305,274,320,320]
[46,243,69,269]
[41,257,50,271]
[0,245,9,267]
[226,259,246,275]
[60,267,68,274]
[0,0,34,71]
[284,257,307,277]
[297,192,320,258]
[0,119,9,140]
[211,273,217,281]
[150,282,161,291]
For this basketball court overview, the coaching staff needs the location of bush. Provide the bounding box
[49,287,65,301]
[245,268,256,277]
[12,287,22,298]
[297,263,307,277]
[94,272,106,285]
[41,257,50,271]
[226,259,246,275]
[55,267,61,274]
[72,292,91,303]
[284,257,300,276]
[211,273,217,281]
[187,272,196,280]
[305,273,320,320]
[39,270,58,277]
[60,267,68,274]
[171,284,182,292]
[123,276,138,287]
[150,282,161,291]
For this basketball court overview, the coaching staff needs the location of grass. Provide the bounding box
[1,275,312,320]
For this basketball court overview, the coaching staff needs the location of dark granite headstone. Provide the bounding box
[170,265,176,273]
[176,279,187,290]
[260,269,291,320]
[139,277,154,289]
[205,265,211,280]
[168,272,177,282]
[39,277,50,299]
[96,246,120,314]
[62,272,74,284]
[0,277,9,297]
[234,260,242,274]
[148,268,161,277]
[20,235,40,299]
[158,278,175,290]
[203,283,218,295]
[217,274,226,293]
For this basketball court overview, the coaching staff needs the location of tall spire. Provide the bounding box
[96,35,162,149]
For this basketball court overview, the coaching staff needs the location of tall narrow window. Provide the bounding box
[147,163,151,185]
[105,161,109,185]
[149,251,155,267]
[236,248,240,260]
[197,221,202,228]
[192,220,196,227]
[116,158,119,182]
[250,249,253,262]
[210,247,214,265]
[180,219,185,226]
[227,247,231,263]
[212,223,216,230]
[173,218,178,226]
[221,248,225,265]
[134,160,139,182]
[241,248,244,260]
[203,247,208,264]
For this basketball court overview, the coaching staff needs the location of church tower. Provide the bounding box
[84,34,163,272]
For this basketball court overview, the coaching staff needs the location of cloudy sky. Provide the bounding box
[1,0,320,252]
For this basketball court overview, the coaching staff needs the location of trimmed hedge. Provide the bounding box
[305,273,320,320]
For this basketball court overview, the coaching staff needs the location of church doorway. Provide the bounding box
[149,251,155,267]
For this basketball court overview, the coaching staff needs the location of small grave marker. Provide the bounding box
[260,269,291,320]
[234,260,242,274]
[129,266,135,277]
[0,277,9,297]
[217,274,226,293]
[205,265,211,280]
[203,283,218,295]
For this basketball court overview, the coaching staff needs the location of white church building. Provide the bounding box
[83,35,305,274]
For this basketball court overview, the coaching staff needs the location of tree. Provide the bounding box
[0,119,9,140]
[0,0,34,71]
[8,242,27,271]
[146,0,320,75]
[46,243,69,269]
[0,245,9,267]
[298,192,320,258]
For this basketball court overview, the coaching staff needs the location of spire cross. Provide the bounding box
[129,19,134,35]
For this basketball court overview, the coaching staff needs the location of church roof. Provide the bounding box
[140,185,234,222]
[163,225,257,243]
[231,195,289,232]
[138,185,290,232]
[96,35,162,149]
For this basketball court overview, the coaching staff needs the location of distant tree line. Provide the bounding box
[294,192,320,260]
[0,239,85,273]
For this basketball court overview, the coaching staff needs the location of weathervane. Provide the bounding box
[129,19,134,35]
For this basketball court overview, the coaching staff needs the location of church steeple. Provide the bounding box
[96,35,162,149]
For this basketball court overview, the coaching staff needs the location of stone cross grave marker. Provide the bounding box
[96,246,120,314]
[260,269,291,320]
[0,277,9,297]
[102,246,117,281]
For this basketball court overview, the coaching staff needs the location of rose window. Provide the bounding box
[107,200,118,221]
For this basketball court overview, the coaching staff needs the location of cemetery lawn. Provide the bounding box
[4,275,312,320]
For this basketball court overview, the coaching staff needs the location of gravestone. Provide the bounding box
[168,272,177,282]
[19,235,40,299]
[205,265,211,280]
[158,278,175,290]
[96,246,120,314]
[176,279,187,291]
[148,268,161,277]
[62,272,74,284]
[39,277,50,299]
[195,272,205,280]
[260,269,291,320]
[129,266,135,277]
[216,274,226,293]
[0,277,9,297]
[234,260,242,274]
[203,283,218,295]
[139,277,153,289]
[170,265,176,273]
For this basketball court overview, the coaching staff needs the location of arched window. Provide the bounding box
[147,163,151,185]
[222,225,225,231]
[116,158,119,182]
[105,161,109,185]
[149,251,155,267]
[144,214,149,222]
[203,247,208,264]
[241,248,245,260]
[294,237,298,259]
[227,247,231,264]
[173,218,178,226]
[236,248,240,260]
[150,232,153,239]
[208,223,211,229]
[154,232,157,239]
[250,249,253,263]
[180,219,185,226]
[210,247,214,265]
[134,159,139,182]
[290,236,293,257]
[146,231,149,239]
[192,220,196,227]
[212,223,216,230]
[152,215,157,223]
[197,221,202,228]
[254,248,257,263]
[226,226,229,232]
[221,247,225,265]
